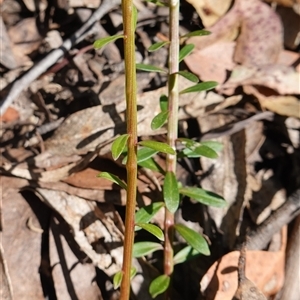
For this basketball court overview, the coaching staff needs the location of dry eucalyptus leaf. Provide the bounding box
[200,247,285,299]
[243,85,300,118]
[221,64,300,95]
[188,0,283,67]
[184,41,236,83]
[234,0,283,67]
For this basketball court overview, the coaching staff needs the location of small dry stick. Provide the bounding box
[232,241,267,300]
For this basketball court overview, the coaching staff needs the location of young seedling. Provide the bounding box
[94,0,226,298]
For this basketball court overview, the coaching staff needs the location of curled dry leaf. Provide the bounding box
[244,86,300,118]
[221,64,300,96]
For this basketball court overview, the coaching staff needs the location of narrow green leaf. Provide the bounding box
[187,145,218,159]
[113,270,123,289]
[148,41,170,52]
[179,81,218,94]
[136,63,166,73]
[130,267,137,280]
[173,245,201,265]
[201,141,223,152]
[122,147,158,164]
[149,275,170,298]
[179,187,226,208]
[174,224,210,255]
[135,202,165,225]
[138,157,165,174]
[179,44,194,62]
[181,30,211,38]
[111,134,129,160]
[97,172,127,190]
[135,223,164,241]
[177,71,199,83]
[132,5,138,30]
[139,140,175,155]
[151,111,169,130]
[159,95,168,112]
[137,148,158,163]
[133,242,163,257]
[94,34,123,49]
[163,171,180,213]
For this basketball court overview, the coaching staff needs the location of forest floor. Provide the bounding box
[1,0,300,299]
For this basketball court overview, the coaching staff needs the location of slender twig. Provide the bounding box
[164,0,180,289]
[0,0,120,116]
[246,188,300,250]
[120,1,138,299]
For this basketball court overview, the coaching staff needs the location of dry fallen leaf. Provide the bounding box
[243,85,300,118]
[184,41,236,83]
[200,238,285,299]
[221,64,300,96]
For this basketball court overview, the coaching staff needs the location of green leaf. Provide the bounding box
[97,172,127,190]
[137,148,158,163]
[130,267,137,280]
[179,44,194,62]
[148,41,170,52]
[179,81,218,94]
[163,171,180,213]
[174,224,210,255]
[200,141,223,152]
[173,245,201,265]
[111,134,129,160]
[149,275,170,298]
[113,270,123,289]
[133,242,163,257]
[133,5,138,30]
[159,95,168,112]
[181,30,211,38]
[136,63,166,73]
[139,140,175,155]
[177,71,199,83]
[135,202,165,226]
[151,111,169,130]
[94,34,123,49]
[179,187,226,207]
[122,147,158,164]
[138,157,165,174]
[135,223,164,241]
[187,145,218,159]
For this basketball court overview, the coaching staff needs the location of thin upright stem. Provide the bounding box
[120,1,138,299]
[164,0,180,288]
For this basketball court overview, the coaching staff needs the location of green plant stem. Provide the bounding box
[120,1,138,299]
[164,0,180,283]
